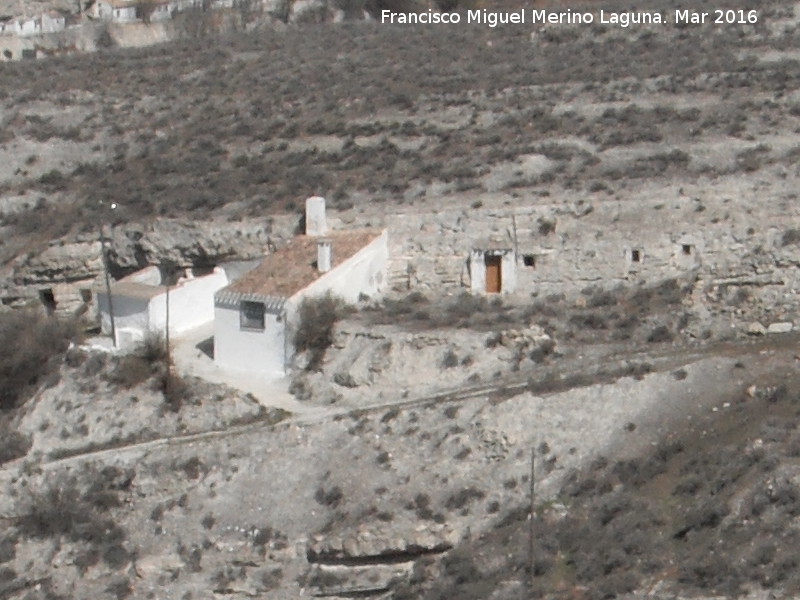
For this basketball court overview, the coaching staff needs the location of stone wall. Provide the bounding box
[5,189,800,322]
[337,193,800,309]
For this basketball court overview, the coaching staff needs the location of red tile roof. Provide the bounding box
[224,230,381,299]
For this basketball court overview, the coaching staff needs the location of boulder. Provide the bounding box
[767,322,793,334]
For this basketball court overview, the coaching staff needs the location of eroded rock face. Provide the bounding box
[106,219,273,272]
[307,523,458,562]
[11,218,274,285]
[12,234,103,285]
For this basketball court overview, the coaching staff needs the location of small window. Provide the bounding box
[80,289,92,303]
[631,249,642,263]
[682,244,693,256]
[522,254,536,268]
[240,301,265,330]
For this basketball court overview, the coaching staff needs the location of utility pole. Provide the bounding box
[528,446,536,598]
[162,260,177,394]
[98,219,116,348]
[512,212,519,263]
[165,276,170,360]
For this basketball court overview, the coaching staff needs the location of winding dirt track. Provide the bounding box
[10,332,797,475]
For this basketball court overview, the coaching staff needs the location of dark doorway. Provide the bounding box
[39,288,57,315]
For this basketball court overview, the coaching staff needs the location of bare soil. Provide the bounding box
[2,1,800,598]
[0,0,795,266]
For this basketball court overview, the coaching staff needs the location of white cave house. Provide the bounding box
[213,197,388,378]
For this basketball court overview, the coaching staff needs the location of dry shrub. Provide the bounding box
[0,425,31,466]
[109,332,179,395]
[294,294,351,370]
[0,310,75,410]
[137,331,168,364]
[16,470,131,570]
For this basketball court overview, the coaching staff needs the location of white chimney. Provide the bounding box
[317,239,332,273]
[305,196,327,236]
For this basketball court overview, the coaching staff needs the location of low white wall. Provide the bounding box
[97,292,149,349]
[149,268,228,336]
[99,267,228,349]
[214,305,286,377]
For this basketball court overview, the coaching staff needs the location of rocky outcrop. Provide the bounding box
[307,523,458,564]
[11,218,274,285]
[12,234,103,285]
[106,218,273,272]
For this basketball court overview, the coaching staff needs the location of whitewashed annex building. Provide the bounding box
[98,264,228,349]
[213,197,388,378]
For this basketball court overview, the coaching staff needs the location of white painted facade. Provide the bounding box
[40,13,66,34]
[469,247,517,294]
[295,231,388,306]
[214,301,287,378]
[99,291,150,349]
[111,5,138,23]
[98,265,228,350]
[213,230,389,377]
[93,0,152,23]
[2,18,39,36]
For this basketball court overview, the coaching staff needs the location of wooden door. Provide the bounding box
[485,255,502,293]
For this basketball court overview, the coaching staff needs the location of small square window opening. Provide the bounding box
[240,301,266,330]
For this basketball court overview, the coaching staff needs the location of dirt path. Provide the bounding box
[6,333,797,479]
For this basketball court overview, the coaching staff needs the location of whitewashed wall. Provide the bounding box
[214,306,286,377]
[99,267,228,350]
[290,231,389,310]
[148,268,228,336]
[213,231,388,378]
[97,292,149,349]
